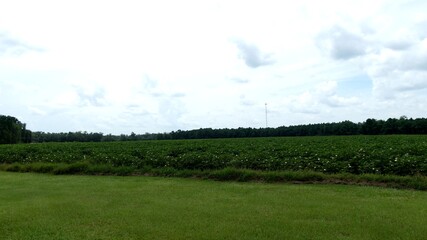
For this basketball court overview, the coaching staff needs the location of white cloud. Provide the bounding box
[232,39,275,68]
[0,32,42,56]
[316,26,368,60]
[364,33,427,99]
[283,81,361,115]
[28,106,47,116]
[0,0,426,133]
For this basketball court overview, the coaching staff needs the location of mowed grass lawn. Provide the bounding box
[1,172,426,240]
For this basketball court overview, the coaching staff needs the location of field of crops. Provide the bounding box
[1,135,427,176]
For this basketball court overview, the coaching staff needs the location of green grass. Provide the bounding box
[2,163,427,190]
[1,172,426,240]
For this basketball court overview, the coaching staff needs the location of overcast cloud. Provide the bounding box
[316,26,368,60]
[233,39,275,68]
[0,0,426,134]
[0,32,41,56]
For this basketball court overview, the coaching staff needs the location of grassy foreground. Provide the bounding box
[1,172,426,240]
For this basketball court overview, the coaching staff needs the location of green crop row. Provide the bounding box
[1,135,427,176]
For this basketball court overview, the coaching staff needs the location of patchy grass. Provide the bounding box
[0,171,426,240]
[1,163,426,190]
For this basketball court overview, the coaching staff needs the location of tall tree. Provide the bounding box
[0,115,30,144]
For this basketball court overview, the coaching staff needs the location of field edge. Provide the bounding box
[1,163,426,191]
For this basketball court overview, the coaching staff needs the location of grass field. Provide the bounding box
[1,171,426,240]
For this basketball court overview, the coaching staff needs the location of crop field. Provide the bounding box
[1,135,427,189]
[1,171,427,240]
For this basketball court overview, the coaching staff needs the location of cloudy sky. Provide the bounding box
[1,0,426,134]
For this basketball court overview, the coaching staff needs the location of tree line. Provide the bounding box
[2,114,427,144]
[31,131,104,143]
[27,116,427,143]
[157,117,427,140]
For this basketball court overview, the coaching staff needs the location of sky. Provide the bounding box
[1,0,427,134]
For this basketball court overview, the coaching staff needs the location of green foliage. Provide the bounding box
[0,115,31,144]
[2,135,427,189]
[1,135,427,176]
[31,131,103,143]
[2,162,427,190]
[208,168,259,182]
[52,162,90,175]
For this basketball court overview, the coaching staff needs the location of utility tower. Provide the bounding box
[265,103,268,128]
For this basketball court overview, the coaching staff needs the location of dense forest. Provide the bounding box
[1,114,427,144]
[0,115,32,144]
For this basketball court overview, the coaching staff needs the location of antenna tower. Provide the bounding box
[265,103,268,128]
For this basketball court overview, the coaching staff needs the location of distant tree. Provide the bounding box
[361,118,381,135]
[383,118,399,134]
[129,132,137,141]
[21,124,32,143]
